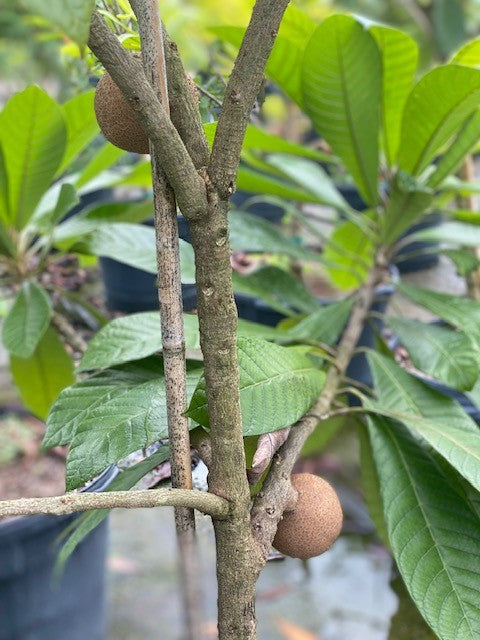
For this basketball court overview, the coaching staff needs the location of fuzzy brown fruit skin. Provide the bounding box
[272,473,343,560]
[94,71,150,154]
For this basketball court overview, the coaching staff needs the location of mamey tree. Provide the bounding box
[3,2,480,640]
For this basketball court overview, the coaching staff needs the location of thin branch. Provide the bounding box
[250,261,384,560]
[88,11,207,221]
[208,0,290,198]
[130,3,205,638]
[195,83,223,107]
[0,488,230,519]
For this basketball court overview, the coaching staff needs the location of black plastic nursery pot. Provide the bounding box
[336,184,440,274]
[390,326,480,424]
[230,190,285,224]
[0,465,118,640]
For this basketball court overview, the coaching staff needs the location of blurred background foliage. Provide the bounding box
[3,0,478,102]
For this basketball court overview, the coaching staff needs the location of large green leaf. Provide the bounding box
[324,218,375,290]
[57,91,99,176]
[56,443,170,571]
[387,317,478,391]
[79,313,201,371]
[398,283,480,346]
[52,200,153,243]
[2,282,51,358]
[44,358,201,490]
[186,338,325,435]
[73,223,196,283]
[397,65,480,176]
[232,266,318,316]
[368,415,480,640]
[366,352,480,493]
[286,297,354,345]
[369,26,418,166]
[0,86,66,229]
[427,110,480,188]
[301,15,381,205]
[264,154,348,210]
[229,211,318,261]
[381,171,434,244]
[10,326,74,420]
[20,0,95,47]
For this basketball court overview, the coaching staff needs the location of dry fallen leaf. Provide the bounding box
[275,618,320,640]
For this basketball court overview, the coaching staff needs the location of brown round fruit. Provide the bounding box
[94,69,150,155]
[273,473,343,559]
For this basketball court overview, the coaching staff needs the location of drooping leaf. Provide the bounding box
[56,443,170,571]
[20,0,96,47]
[286,297,354,345]
[427,110,480,188]
[31,183,80,232]
[398,282,480,346]
[236,165,321,203]
[387,317,478,390]
[381,171,434,244]
[2,282,52,358]
[368,415,480,640]
[57,91,99,176]
[0,86,66,229]
[324,218,375,290]
[75,142,126,189]
[397,65,480,176]
[411,220,480,249]
[10,326,74,420]
[186,338,325,435]
[264,154,348,210]
[301,15,381,205]
[232,266,318,316]
[79,313,200,371]
[366,352,480,493]
[443,248,480,276]
[44,358,201,489]
[370,26,418,166]
[229,211,318,261]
